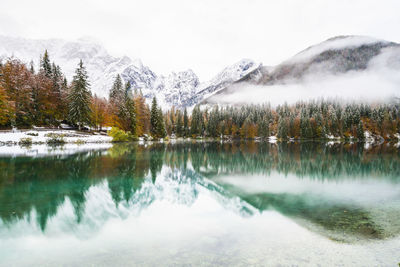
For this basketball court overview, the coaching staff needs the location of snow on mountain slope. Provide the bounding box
[184,59,262,107]
[203,35,400,106]
[0,35,259,108]
[259,35,400,83]
[286,35,389,64]
[0,35,131,97]
[124,69,200,108]
[123,59,261,108]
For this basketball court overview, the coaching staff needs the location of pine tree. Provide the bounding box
[157,107,166,138]
[41,50,52,78]
[357,120,365,141]
[51,63,64,121]
[183,108,189,137]
[68,60,92,130]
[150,97,159,137]
[169,106,175,134]
[109,74,124,104]
[121,82,136,135]
[191,106,201,136]
[176,111,183,137]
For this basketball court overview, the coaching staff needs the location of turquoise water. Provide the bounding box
[0,142,399,266]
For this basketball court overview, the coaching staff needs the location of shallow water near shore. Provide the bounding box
[0,141,399,266]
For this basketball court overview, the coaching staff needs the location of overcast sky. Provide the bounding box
[1,0,400,80]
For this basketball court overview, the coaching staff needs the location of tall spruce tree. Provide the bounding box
[122,82,136,134]
[68,60,91,130]
[150,97,159,137]
[176,111,183,137]
[183,108,189,137]
[109,74,124,104]
[41,50,52,78]
[157,107,166,138]
[190,106,199,136]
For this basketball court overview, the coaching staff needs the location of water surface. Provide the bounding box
[0,142,399,266]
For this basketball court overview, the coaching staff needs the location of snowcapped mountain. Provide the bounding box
[258,35,400,84]
[0,35,135,98]
[202,35,400,105]
[116,59,262,108]
[0,35,260,108]
[126,68,200,108]
[184,59,261,106]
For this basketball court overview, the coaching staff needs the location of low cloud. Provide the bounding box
[208,53,400,106]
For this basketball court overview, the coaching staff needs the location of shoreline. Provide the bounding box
[0,137,398,158]
[0,129,399,147]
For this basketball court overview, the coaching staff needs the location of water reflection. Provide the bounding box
[0,141,399,243]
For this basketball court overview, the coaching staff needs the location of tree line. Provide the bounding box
[1,51,399,141]
[164,101,400,141]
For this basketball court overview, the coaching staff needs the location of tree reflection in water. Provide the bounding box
[0,141,399,242]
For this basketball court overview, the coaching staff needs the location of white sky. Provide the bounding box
[1,0,400,81]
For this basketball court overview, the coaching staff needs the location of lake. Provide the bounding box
[0,141,399,266]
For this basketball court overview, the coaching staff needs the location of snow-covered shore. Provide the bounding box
[0,130,112,145]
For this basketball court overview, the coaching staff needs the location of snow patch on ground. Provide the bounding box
[0,130,112,144]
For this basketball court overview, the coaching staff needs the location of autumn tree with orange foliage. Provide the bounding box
[0,69,14,126]
[91,95,108,130]
[134,90,150,136]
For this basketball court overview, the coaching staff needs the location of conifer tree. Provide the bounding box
[277,117,288,140]
[357,121,365,141]
[120,82,136,134]
[156,107,166,138]
[41,50,52,78]
[150,97,159,137]
[169,106,175,134]
[191,106,200,136]
[109,74,124,104]
[68,60,91,130]
[176,111,183,137]
[183,108,189,137]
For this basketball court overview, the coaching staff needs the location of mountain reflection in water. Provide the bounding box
[0,141,399,243]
